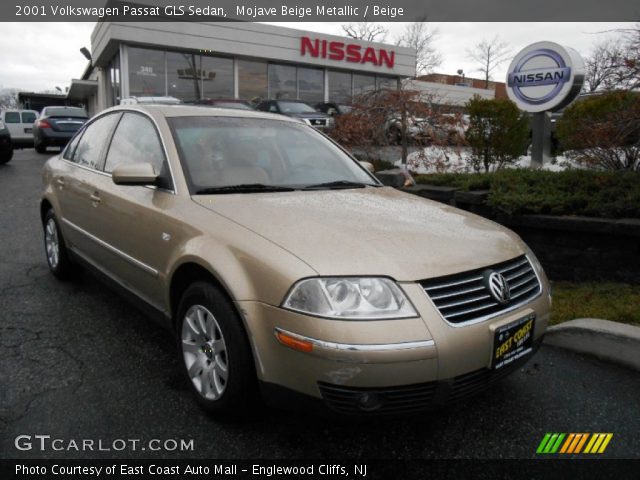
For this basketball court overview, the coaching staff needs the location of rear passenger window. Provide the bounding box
[4,112,19,123]
[63,131,84,161]
[104,113,172,190]
[21,112,37,123]
[72,113,119,170]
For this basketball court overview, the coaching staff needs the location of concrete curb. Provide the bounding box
[544,318,640,372]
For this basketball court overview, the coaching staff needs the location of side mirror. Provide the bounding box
[112,163,158,186]
[359,161,375,173]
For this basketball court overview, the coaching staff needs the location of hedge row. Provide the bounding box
[414,169,640,218]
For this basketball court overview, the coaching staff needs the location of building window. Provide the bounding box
[238,60,267,103]
[128,47,166,97]
[167,51,201,101]
[297,67,324,104]
[353,73,376,99]
[201,55,233,99]
[268,63,296,100]
[376,75,396,91]
[107,53,121,106]
[328,70,352,104]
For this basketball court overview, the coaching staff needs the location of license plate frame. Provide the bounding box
[492,314,536,370]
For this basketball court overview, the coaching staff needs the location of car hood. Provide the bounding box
[192,187,526,281]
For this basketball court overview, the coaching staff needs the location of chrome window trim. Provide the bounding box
[421,254,543,328]
[61,218,159,277]
[274,327,435,352]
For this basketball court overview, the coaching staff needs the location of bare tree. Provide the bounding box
[584,24,640,92]
[395,19,442,76]
[341,22,388,43]
[584,38,627,92]
[467,36,511,88]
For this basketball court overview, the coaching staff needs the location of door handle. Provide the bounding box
[89,192,101,204]
[56,177,65,186]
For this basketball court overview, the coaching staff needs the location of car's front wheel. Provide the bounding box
[0,148,12,164]
[43,209,77,280]
[176,282,256,414]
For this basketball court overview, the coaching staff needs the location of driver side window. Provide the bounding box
[104,113,173,191]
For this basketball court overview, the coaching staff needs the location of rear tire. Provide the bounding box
[176,282,256,415]
[35,139,47,154]
[43,209,77,281]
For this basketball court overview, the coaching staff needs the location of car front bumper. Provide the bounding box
[238,280,551,415]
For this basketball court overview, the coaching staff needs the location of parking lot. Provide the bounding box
[1,148,639,460]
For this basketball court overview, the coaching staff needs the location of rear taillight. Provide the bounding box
[37,119,52,129]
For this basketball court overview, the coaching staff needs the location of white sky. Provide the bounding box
[0,22,633,92]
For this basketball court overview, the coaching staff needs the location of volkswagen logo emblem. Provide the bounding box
[484,271,511,305]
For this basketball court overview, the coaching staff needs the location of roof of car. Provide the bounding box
[103,104,299,123]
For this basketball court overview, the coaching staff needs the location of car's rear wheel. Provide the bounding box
[35,138,47,154]
[43,209,77,280]
[176,282,256,414]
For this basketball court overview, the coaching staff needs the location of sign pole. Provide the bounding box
[530,112,552,169]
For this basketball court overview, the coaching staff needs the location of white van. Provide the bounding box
[0,109,38,147]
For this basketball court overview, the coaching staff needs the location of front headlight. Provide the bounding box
[282,277,418,320]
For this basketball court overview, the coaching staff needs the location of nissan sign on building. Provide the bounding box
[506,41,585,113]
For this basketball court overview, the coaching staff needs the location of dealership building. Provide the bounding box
[67,21,418,115]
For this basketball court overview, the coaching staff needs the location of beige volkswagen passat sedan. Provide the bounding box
[41,104,551,415]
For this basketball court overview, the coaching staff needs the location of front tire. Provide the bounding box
[43,209,77,280]
[176,282,256,414]
[0,149,12,164]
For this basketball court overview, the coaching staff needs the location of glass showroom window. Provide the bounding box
[328,70,352,104]
[238,60,267,102]
[201,55,233,99]
[167,51,201,102]
[128,47,166,97]
[353,73,376,99]
[376,75,397,91]
[269,64,296,100]
[297,67,324,104]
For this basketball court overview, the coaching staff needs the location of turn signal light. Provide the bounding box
[275,330,313,353]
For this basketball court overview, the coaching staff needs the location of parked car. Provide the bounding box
[189,98,255,110]
[315,102,352,116]
[0,109,38,148]
[256,100,333,130]
[0,119,13,164]
[41,103,550,416]
[33,106,88,153]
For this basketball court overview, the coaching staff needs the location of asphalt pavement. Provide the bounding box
[1,149,639,460]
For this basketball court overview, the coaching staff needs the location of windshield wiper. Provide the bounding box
[302,180,380,190]
[195,184,296,194]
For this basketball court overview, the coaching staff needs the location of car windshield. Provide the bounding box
[277,102,317,114]
[44,107,87,118]
[212,102,253,110]
[168,116,377,193]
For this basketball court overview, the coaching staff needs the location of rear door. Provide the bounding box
[3,111,23,140]
[53,113,121,262]
[20,111,37,137]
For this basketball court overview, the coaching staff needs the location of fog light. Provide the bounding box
[358,393,383,412]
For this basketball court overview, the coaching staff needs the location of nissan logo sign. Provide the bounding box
[506,41,585,113]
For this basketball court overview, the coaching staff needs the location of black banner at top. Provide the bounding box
[4,0,640,22]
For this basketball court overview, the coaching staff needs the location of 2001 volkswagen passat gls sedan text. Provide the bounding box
[41,104,551,415]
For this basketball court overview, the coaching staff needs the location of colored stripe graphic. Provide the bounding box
[537,433,613,454]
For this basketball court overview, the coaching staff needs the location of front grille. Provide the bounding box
[318,381,437,415]
[420,255,541,324]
